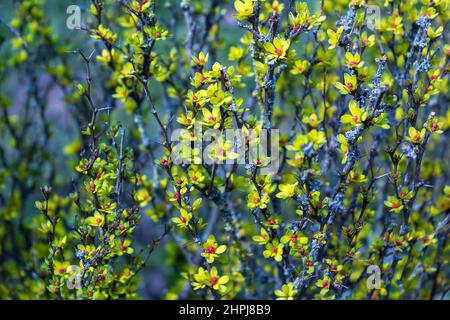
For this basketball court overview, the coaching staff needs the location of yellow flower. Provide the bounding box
[208,138,239,162]
[234,0,254,21]
[77,244,96,258]
[420,6,439,19]
[384,196,404,213]
[202,107,222,129]
[340,100,367,126]
[248,190,270,210]
[386,15,403,36]
[228,46,245,61]
[188,167,206,186]
[422,233,436,247]
[207,267,229,294]
[327,26,343,49]
[427,69,441,83]
[186,90,206,109]
[114,238,134,256]
[348,170,367,183]
[350,0,365,6]
[307,129,326,149]
[444,45,450,57]
[289,2,326,32]
[286,152,304,168]
[96,49,119,65]
[316,276,332,296]
[191,267,208,290]
[192,52,209,67]
[302,113,321,127]
[112,86,129,103]
[53,261,70,276]
[337,134,350,164]
[207,83,233,107]
[335,73,357,95]
[265,0,284,15]
[291,60,309,75]
[145,23,169,41]
[408,127,426,144]
[253,228,271,245]
[192,267,229,294]
[172,209,192,229]
[264,37,291,61]
[275,282,298,300]
[280,230,308,247]
[201,235,227,263]
[361,32,376,47]
[177,111,195,128]
[264,214,281,229]
[276,182,298,199]
[287,130,326,152]
[263,239,283,262]
[131,0,151,14]
[345,52,364,69]
[427,118,443,134]
[135,188,151,207]
[91,25,117,43]
[86,211,105,228]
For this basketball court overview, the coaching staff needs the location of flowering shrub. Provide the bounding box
[0,0,449,300]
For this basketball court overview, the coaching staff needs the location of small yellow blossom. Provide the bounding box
[276,182,298,199]
[192,267,229,294]
[291,60,309,75]
[86,211,105,228]
[263,239,283,262]
[275,282,298,300]
[335,74,357,95]
[201,235,227,263]
[345,52,364,69]
[234,0,254,21]
[340,100,367,126]
[327,26,343,49]
[408,127,426,144]
[192,52,209,67]
[264,37,291,61]
[384,196,404,213]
